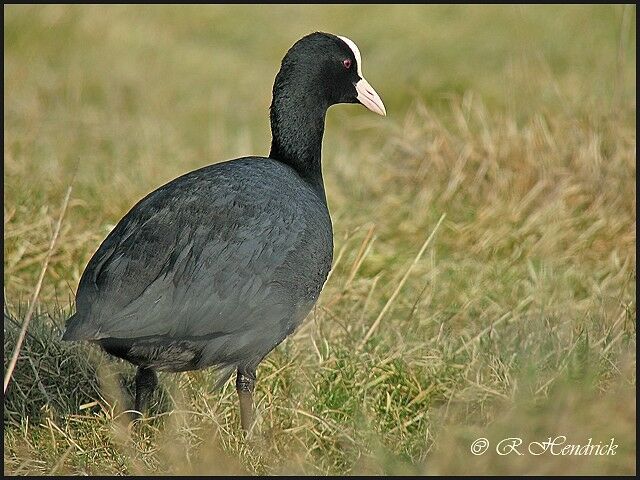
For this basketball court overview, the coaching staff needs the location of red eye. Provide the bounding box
[342,58,352,69]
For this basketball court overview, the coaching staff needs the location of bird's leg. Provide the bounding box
[134,366,158,416]
[236,368,256,432]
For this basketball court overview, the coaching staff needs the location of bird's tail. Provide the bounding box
[61,313,95,341]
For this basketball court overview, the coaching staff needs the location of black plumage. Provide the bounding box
[63,32,385,430]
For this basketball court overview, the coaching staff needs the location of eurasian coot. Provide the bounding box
[63,32,386,430]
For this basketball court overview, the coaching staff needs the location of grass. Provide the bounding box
[3,4,636,475]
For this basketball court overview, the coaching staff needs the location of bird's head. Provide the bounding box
[274,32,386,116]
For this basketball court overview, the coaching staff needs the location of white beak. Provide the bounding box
[355,78,386,116]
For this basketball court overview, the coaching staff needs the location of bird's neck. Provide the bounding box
[268,87,328,199]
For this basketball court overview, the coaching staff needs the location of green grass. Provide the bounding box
[4,4,636,475]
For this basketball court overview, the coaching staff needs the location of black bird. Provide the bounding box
[63,32,386,430]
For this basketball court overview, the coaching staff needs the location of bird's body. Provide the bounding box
[65,158,333,375]
[63,32,385,430]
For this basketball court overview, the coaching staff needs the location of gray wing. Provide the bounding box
[67,161,325,341]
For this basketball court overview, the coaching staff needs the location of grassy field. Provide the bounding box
[4,4,636,475]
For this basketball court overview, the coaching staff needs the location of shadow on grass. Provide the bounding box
[4,304,172,427]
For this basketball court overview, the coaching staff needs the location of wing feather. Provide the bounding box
[69,160,318,342]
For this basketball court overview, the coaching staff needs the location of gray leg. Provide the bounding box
[236,368,256,432]
[134,367,158,415]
